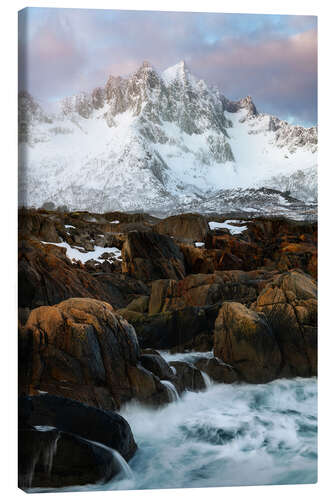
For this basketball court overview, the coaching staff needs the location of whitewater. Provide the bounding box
[114,377,317,490]
[28,345,317,493]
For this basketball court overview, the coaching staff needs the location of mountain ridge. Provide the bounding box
[18,60,317,215]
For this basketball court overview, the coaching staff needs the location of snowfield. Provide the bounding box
[18,61,317,214]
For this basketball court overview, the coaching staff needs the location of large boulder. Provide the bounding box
[19,428,128,490]
[121,231,186,281]
[154,213,209,243]
[253,269,317,376]
[214,301,282,383]
[20,298,169,409]
[18,394,137,490]
[19,395,137,461]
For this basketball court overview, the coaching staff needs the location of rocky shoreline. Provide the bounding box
[18,208,317,490]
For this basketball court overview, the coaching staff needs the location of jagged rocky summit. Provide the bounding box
[18,60,317,215]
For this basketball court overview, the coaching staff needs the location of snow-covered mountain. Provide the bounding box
[18,60,317,214]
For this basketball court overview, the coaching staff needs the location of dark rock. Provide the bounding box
[169,361,206,394]
[195,357,239,384]
[18,428,127,490]
[140,354,175,381]
[19,209,61,242]
[119,304,219,352]
[121,231,186,281]
[19,394,137,461]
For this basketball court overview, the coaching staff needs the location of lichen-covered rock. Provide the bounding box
[253,269,317,376]
[214,302,281,383]
[148,271,262,315]
[20,298,169,408]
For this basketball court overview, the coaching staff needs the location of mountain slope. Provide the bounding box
[18,61,317,213]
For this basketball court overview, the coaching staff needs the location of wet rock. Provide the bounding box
[195,357,239,384]
[214,301,282,383]
[169,361,206,394]
[19,394,137,461]
[140,354,175,381]
[18,428,127,490]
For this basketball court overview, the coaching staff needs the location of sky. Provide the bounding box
[18,8,317,127]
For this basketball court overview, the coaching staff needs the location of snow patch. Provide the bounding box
[41,241,122,263]
[209,220,247,234]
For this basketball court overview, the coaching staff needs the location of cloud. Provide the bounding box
[18,8,317,125]
[190,28,317,123]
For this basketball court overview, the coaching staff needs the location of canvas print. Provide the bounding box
[18,7,318,492]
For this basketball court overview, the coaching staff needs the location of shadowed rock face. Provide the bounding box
[122,231,186,281]
[19,298,169,409]
[119,304,219,352]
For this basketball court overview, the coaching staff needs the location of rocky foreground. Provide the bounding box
[18,208,317,490]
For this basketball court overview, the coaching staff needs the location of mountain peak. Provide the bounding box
[162,60,192,85]
[137,60,155,72]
